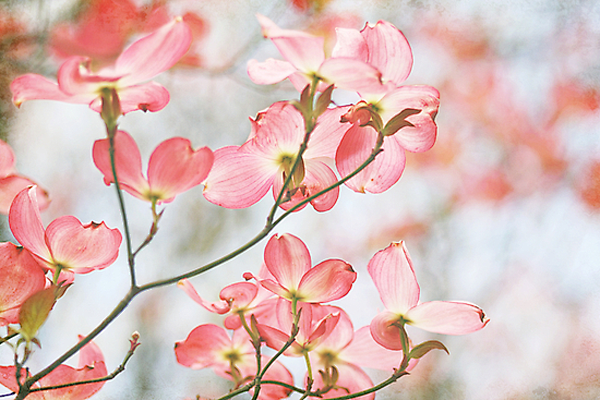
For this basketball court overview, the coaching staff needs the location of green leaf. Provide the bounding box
[381,108,420,137]
[409,340,449,359]
[19,287,56,342]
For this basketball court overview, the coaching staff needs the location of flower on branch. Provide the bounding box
[92,130,213,204]
[203,102,349,212]
[368,241,489,350]
[11,17,192,114]
[9,187,122,283]
[0,337,107,400]
[0,139,50,215]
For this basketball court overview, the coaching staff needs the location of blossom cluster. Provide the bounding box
[0,10,487,400]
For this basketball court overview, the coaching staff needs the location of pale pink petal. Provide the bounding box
[318,58,384,94]
[247,58,297,85]
[257,14,325,73]
[335,124,406,193]
[45,217,122,274]
[377,85,440,152]
[406,301,489,335]
[310,362,374,400]
[115,18,192,86]
[95,81,171,114]
[76,336,106,368]
[369,311,403,351]
[256,323,303,356]
[0,140,15,176]
[331,27,368,60]
[264,233,312,292]
[8,187,51,263]
[175,324,232,370]
[246,357,293,400]
[0,176,50,215]
[367,241,419,314]
[312,306,354,351]
[303,106,351,159]
[203,146,276,209]
[57,56,111,96]
[92,130,149,201]
[361,21,413,86]
[0,243,46,326]
[177,279,230,314]
[297,259,356,303]
[147,137,213,203]
[259,278,292,300]
[248,102,305,157]
[10,73,94,107]
[341,326,403,371]
[38,361,108,400]
[219,281,259,311]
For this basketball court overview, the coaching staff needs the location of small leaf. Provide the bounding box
[314,84,334,118]
[19,287,56,342]
[381,108,420,136]
[409,340,449,359]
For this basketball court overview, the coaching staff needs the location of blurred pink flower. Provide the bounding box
[11,17,192,114]
[93,130,213,204]
[368,241,488,350]
[9,187,122,282]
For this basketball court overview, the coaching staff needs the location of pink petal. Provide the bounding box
[367,242,419,314]
[9,187,52,263]
[361,21,413,86]
[318,58,385,94]
[57,56,111,97]
[247,58,297,85]
[10,73,94,107]
[45,217,122,274]
[312,306,354,352]
[377,85,440,152]
[115,17,192,86]
[303,106,351,159]
[0,176,50,215]
[310,362,375,400]
[406,301,489,335]
[76,336,106,368]
[92,130,149,201]
[219,281,259,311]
[297,259,356,303]
[0,140,15,176]
[335,124,406,193]
[244,357,293,400]
[175,324,232,370]
[369,311,403,351]
[264,233,312,292]
[256,323,303,357]
[91,81,171,114]
[177,279,230,314]
[248,102,305,157]
[147,137,213,203]
[331,27,368,60]
[341,326,404,371]
[203,146,276,209]
[0,243,46,326]
[257,14,325,73]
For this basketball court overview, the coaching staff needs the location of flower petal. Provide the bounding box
[297,259,356,303]
[9,187,51,263]
[406,301,489,335]
[367,241,419,314]
[0,140,15,176]
[147,137,213,203]
[175,324,232,370]
[115,17,192,86]
[319,58,384,94]
[303,106,351,159]
[203,146,276,209]
[177,279,230,314]
[341,326,404,371]
[92,130,149,201]
[96,81,171,114]
[310,362,375,400]
[369,310,403,351]
[10,73,94,108]
[0,176,50,215]
[264,233,312,292]
[331,27,368,60]
[247,58,297,85]
[45,217,122,274]
[335,124,406,194]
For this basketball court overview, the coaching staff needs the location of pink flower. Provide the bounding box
[0,337,107,400]
[0,242,47,326]
[247,14,384,93]
[0,139,50,215]
[368,242,489,350]
[9,187,122,281]
[331,21,440,193]
[175,324,293,400]
[11,17,192,114]
[203,102,349,212]
[256,233,356,304]
[92,130,213,204]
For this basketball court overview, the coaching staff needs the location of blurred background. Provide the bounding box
[0,0,599,399]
